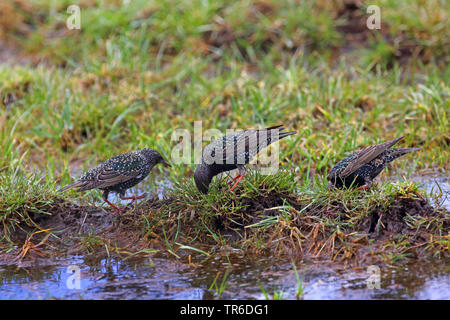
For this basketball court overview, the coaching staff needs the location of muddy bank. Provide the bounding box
[1,185,448,267]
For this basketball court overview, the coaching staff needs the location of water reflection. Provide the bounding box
[411,174,450,211]
[1,254,448,300]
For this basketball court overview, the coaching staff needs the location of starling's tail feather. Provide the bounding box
[378,136,405,152]
[265,124,284,131]
[58,180,85,192]
[279,130,297,139]
[248,126,296,155]
[263,124,296,139]
[393,147,420,156]
[390,136,405,146]
[262,127,296,145]
[386,147,420,162]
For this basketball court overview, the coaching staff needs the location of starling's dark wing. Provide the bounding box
[340,136,404,177]
[92,168,139,189]
[203,125,295,165]
[221,131,252,165]
[76,152,146,191]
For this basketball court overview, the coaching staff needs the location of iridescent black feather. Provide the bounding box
[328,137,419,189]
[194,125,296,194]
[59,148,168,211]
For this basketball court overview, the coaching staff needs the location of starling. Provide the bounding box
[59,148,169,214]
[194,125,296,194]
[328,136,419,189]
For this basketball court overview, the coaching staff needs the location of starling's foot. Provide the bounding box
[359,180,374,190]
[112,207,127,215]
[121,193,147,207]
[103,198,126,214]
[225,188,238,198]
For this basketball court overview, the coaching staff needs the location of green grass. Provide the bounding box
[138,169,298,245]
[259,261,306,299]
[0,0,448,259]
[0,167,59,243]
[209,268,230,298]
[292,261,305,299]
[258,282,285,300]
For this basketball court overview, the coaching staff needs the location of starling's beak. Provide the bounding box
[161,158,171,167]
[326,181,335,190]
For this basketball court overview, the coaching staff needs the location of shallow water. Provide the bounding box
[1,254,449,300]
[410,174,450,211]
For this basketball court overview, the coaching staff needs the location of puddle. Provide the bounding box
[107,179,173,205]
[380,172,449,211]
[410,174,450,211]
[1,254,448,300]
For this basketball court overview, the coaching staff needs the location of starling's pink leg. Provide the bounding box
[120,194,146,206]
[226,165,246,197]
[227,174,242,190]
[226,174,245,197]
[230,174,244,191]
[104,199,125,214]
[358,179,374,191]
[102,193,125,214]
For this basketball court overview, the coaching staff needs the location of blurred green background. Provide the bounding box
[0,0,448,187]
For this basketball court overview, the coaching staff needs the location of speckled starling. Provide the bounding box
[328,136,419,189]
[59,148,169,213]
[194,125,296,194]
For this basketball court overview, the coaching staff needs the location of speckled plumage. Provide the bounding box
[328,137,419,189]
[194,125,296,194]
[59,148,168,213]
